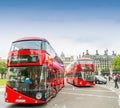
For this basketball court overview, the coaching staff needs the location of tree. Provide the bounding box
[0,61,7,79]
[101,67,110,71]
[112,55,120,74]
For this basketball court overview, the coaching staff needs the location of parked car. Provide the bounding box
[95,75,107,84]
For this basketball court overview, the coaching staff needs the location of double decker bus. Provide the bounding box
[5,37,64,104]
[66,58,95,87]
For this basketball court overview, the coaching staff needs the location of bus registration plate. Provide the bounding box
[16,99,26,103]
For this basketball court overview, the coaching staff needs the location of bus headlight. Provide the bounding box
[36,92,42,100]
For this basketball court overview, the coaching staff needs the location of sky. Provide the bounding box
[0,0,120,59]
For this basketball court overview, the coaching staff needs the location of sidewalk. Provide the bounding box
[97,80,120,95]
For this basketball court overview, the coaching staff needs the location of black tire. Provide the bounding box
[95,80,99,84]
[97,81,100,84]
[95,81,97,84]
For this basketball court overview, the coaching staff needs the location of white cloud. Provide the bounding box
[0,17,120,59]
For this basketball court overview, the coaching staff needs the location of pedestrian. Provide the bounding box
[113,74,119,89]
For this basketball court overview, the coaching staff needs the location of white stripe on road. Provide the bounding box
[62,88,114,93]
[61,91,117,99]
[96,84,120,95]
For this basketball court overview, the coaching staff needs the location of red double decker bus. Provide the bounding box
[66,58,95,87]
[5,37,64,104]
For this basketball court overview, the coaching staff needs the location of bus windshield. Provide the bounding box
[77,60,93,64]
[7,66,46,92]
[75,72,94,82]
[10,40,42,51]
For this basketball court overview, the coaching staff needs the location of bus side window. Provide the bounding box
[51,73,54,79]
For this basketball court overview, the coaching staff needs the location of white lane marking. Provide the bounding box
[110,88,116,92]
[95,84,120,93]
[72,86,75,90]
[53,104,68,108]
[54,104,58,106]
[62,88,114,93]
[61,91,117,99]
[63,105,67,108]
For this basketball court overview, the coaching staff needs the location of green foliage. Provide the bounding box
[0,79,7,86]
[0,61,7,78]
[101,67,110,71]
[112,55,120,71]
[94,71,98,75]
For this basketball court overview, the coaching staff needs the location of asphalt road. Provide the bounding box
[0,82,119,108]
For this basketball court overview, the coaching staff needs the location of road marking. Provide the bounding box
[72,86,75,90]
[52,104,68,108]
[110,89,115,92]
[63,105,67,108]
[61,91,117,99]
[96,84,120,95]
[54,104,58,106]
[62,88,114,93]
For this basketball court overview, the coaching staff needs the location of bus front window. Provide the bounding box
[76,72,93,81]
[79,72,94,82]
[7,66,46,91]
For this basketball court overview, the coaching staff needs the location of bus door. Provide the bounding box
[46,67,54,98]
[74,72,82,85]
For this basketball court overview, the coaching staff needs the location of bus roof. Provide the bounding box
[13,37,49,43]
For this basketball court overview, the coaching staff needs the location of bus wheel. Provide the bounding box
[52,88,57,98]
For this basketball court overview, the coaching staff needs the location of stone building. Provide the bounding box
[60,52,74,68]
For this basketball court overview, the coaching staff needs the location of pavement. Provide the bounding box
[0,81,120,108]
[96,80,120,107]
[96,80,120,94]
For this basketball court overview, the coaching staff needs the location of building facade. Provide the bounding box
[60,52,74,68]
